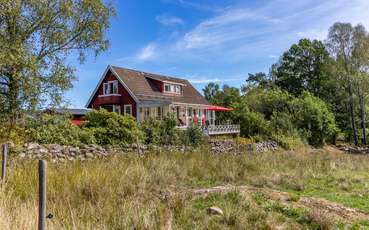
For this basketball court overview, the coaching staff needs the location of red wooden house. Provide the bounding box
[86,65,217,126]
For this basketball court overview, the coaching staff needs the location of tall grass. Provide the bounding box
[1,146,369,229]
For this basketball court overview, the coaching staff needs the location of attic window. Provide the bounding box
[164,83,181,94]
[103,80,118,95]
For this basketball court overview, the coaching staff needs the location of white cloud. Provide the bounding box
[136,43,157,61]
[189,75,244,84]
[156,14,184,26]
[127,0,369,68]
[176,8,280,50]
[160,0,221,12]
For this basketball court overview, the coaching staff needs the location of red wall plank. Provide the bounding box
[88,70,137,118]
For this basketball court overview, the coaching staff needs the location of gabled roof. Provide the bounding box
[88,65,210,106]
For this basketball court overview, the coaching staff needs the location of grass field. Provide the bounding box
[1,146,369,229]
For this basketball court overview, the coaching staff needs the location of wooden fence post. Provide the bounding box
[38,160,47,230]
[136,136,142,155]
[2,144,8,182]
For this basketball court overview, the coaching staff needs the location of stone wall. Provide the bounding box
[209,139,278,154]
[337,145,369,155]
[14,140,278,162]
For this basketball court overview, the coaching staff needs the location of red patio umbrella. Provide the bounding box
[206,106,233,111]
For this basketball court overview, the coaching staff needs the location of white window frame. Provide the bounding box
[164,83,181,95]
[164,83,171,92]
[124,104,132,116]
[103,80,119,95]
[113,105,121,114]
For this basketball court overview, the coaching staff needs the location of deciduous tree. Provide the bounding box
[0,0,115,123]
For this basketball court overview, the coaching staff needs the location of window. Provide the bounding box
[175,85,181,93]
[157,107,162,117]
[103,80,118,95]
[124,104,132,115]
[100,105,121,114]
[164,83,181,94]
[144,107,150,119]
[187,107,193,117]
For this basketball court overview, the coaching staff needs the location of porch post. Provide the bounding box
[136,103,140,122]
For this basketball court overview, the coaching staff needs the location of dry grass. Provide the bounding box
[1,146,369,229]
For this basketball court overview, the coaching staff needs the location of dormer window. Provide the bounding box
[164,83,182,94]
[103,80,118,95]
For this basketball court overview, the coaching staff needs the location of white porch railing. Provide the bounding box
[206,124,240,135]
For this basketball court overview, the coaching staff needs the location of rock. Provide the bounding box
[39,147,48,155]
[207,206,223,216]
[85,152,94,158]
[24,143,40,150]
[47,144,63,152]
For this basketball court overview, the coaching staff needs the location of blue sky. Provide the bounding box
[65,0,369,107]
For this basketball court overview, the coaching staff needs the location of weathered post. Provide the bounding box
[38,160,47,230]
[2,143,8,181]
[136,136,142,155]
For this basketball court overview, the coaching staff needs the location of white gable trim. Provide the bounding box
[110,66,139,102]
[85,65,139,108]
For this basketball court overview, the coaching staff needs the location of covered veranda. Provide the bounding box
[137,101,240,135]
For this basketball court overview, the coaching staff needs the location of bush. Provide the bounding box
[292,92,338,146]
[231,101,270,138]
[140,118,162,145]
[232,89,338,147]
[84,109,144,146]
[25,114,94,146]
[272,134,305,150]
[185,124,205,147]
[140,115,182,145]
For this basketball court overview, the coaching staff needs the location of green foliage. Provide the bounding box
[274,38,332,98]
[246,88,294,119]
[241,72,273,93]
[84,109,144,146]
[292,92,338,146]
[0,0,115,122]
[203,82,220,103]
[202,83,241,122]
[140,118,162,145]
[232,101,270,138]
[185,124,205,147]
[231,88,337,147]
[271,133,305,150]
[140,115,205,146]
[25,114,95,146]
[140,115,181,145]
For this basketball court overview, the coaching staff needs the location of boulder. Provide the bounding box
[207,206,223,216]
[24,143,40,150]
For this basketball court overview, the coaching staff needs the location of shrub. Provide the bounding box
[231,101,270,138]
[84,109,144,146]
[25,114,93,146]
[291,92,338,146]
[272,133,305,150]
[140,115,182,145]
[140,118,162,145]
[159,115,181,145]
[185,124,205,147]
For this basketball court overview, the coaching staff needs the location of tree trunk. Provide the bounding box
[348,83,359,145]
[7,73,20,125]
[358,89,367,145]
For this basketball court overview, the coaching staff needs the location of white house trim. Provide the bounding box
[124,104,133,116]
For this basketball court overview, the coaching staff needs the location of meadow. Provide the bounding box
[1,146,369,229]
